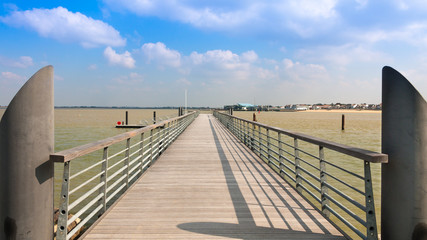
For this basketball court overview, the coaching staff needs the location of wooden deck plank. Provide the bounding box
[82,114,345,239]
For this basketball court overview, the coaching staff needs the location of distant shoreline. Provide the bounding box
[0,107,382,113]
[304,109,381,113]
[52,106,213,110]
[233,109,381,113]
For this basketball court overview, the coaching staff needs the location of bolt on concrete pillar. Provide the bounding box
[0,66,54,240]
[382,66,427,240]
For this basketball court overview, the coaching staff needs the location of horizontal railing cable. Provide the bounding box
[53,111,198,240]
[213,111,386,240]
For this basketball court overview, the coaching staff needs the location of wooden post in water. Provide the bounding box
[153,111,156,124]
[253,112,257,130]
[382,66,427,240]
[341,114,345,130]
[125,111,128,125]
[0,66,54,239]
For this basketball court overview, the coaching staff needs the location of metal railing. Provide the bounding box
[51,111,198,240]
[213,111,387,240]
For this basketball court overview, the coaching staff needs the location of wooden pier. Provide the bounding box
[82,114,344,239]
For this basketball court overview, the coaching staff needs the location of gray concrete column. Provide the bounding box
[382,66,427,240]
[0,66,54,239]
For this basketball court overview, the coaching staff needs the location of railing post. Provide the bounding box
[294,138,302,192]
[57,162,70,240]
[242,120,245,143]
[125,138,130,188]
[251,123,255,151]
[158,126,163,156]
[169,122,172,145]
[238,119,241,141]
[319,146,330,218]
[239,119,242,141]
[258,125,262,157]
[246,122,250,147]
[244,121,247,145]
[139,133,144,172]
[165,122,170,147]
[99,147,108,214]
[233,118,236,135]
[267,129,271,164]
[364,160,378,240]
[150,129,154,165]
[278,133,283,173]
[236,118,238,136]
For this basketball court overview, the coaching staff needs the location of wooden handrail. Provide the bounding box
[50,112,197,163]
[216,111,388,163]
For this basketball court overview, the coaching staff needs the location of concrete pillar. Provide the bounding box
[0,66,54,239]
[382,66,427,240]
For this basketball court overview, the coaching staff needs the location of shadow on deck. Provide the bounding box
[83,114,344,239]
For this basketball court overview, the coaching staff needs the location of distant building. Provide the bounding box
[224,103,256,111]
[237,103,256,111]
[291,105,308,111]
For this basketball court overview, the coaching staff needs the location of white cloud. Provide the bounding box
[354,22,427,47]
[391,0,427,10]
[355,0,368,8]
[0,56,33,68]
[140,42,181,67]
[0,7,126,48]
[296,44,391,69]
[282,0,337,19]
[241,51,258,62]
[176,78,191,86]
[112,72,144,85]
[103,0,339,37]
[281,58,329,82]
[190,50,246,70]
[54,74,64,81]
[104,46,135,68]
[0,71,26,84]
[88,64,97,70]
[1,71,25,81]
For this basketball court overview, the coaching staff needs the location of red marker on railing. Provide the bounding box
[117,121,121,125]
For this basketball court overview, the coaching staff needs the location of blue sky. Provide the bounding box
[1,0,427,107]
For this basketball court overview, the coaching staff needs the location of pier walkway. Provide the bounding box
[82,114,344,239]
